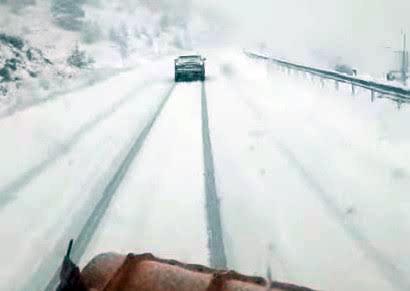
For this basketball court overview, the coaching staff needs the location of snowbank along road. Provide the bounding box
[0,50,410,291]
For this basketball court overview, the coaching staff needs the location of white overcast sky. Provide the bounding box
[196,0,410,73]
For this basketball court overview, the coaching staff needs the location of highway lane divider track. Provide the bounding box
[273,141,410,291]
[0,80,161,210]
[25,81,228,291]
[230,80,410,291]
[201,81,227,269]
[20,83,176,291]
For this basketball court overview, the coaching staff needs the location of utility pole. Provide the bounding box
[401,33,408,86]
[385,33,409,85]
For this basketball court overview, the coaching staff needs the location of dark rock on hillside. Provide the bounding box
[0,33,24,50]
[0,32,52,84]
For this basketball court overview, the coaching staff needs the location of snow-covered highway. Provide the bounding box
[0,50,409,291]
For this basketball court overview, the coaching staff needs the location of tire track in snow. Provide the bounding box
[273,141,410,291]
[24,83,176,291]
[0,80,158,210]
[201,81,227,269]
[236,86,410,291]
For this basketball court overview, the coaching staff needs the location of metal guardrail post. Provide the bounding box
[335,80,339,91]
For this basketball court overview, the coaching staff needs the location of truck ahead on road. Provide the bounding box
[174,55,206,82]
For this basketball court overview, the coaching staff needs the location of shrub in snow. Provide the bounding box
[0,58,24,82]
[0,66,12,82]
[38,78,50,90]
[10,0,36,14]
[67,44,94,69]
[81,21,102,44]
[0,33,52,83]
[0,32,59,114]
[109,23,130,62]
[0,33,24,50]
[51,0,85,31]
[26,48,52,64]
[85,0,102,8]
[0,85,7,96]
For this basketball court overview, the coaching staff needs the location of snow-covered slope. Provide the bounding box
[0,0,213,115]
[0,32,60,114]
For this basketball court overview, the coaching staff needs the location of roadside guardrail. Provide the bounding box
[245,51,410,107]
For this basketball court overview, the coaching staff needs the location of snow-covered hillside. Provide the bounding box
[0,0,213,115]
[0,0,198,64]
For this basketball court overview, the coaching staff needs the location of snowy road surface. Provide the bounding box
[0,50,410,291]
